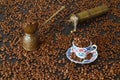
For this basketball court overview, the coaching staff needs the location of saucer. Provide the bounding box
[66,47,98,64]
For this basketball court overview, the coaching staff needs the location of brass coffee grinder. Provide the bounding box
[69,5,109,33]
[23,22,39,51]
[22,6,65,51]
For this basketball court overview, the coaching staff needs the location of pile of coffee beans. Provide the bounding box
[73,37,90,47]
[70,52,84,62]
[0,0,120,79]
[70,52,93,62]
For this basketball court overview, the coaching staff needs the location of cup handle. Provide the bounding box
[91,44,97,50]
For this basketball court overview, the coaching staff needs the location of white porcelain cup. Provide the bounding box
[66,38,98,64]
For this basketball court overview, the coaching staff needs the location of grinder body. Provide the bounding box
[70,5,109,33]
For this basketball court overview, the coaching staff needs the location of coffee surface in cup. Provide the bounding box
[73,38,90,47]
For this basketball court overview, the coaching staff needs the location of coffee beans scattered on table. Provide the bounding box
[0,0,120,79]
[0,34,2,42]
